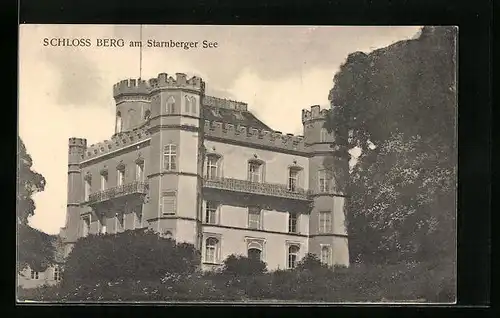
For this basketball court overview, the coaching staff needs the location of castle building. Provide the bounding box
[61,72,350,271]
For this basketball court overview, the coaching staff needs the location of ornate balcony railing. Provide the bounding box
[203,177,313,201]
[87,181,149,205]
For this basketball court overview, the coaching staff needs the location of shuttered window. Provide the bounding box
[162,194,177,215]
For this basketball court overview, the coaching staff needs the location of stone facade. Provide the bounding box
[61,73,350,271]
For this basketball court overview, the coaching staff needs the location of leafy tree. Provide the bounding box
[62,229,201,286]
[325,26,457,264]
[17,224,57,272]
[16,136,54,272]
[17,136,46,225]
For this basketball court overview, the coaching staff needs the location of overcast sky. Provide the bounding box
[19,24,420,234]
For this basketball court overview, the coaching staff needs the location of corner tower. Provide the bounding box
[113,79,151,133]
[115,73,206,249]
[302,105,349,267]
[62,137,87,256]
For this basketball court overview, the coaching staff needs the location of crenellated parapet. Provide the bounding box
[203,96,248,111]
[113,72,205,100]
[82,127,151,161]
[301,105,329,124]
[204,120,307,153]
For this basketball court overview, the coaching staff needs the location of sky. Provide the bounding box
[18,24,421,234]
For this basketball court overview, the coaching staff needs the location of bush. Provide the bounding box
[221,254,267,276]
[63,229,200,287]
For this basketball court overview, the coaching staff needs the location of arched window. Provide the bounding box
[184,96,190,113]
[116,111,122,133]
[287,245,300,269]
[190,96,197,114]
[247,241,263,261]
[205,237,219,263]
[320,128,329,142]
[128,109,136,126]
[166,96,176,114]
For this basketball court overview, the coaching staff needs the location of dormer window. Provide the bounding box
[211,108,222,117]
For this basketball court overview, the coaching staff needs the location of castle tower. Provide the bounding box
[112,73,206,248]
[113,79,151,133]
[302,105,350,267]
[63,137,87,256]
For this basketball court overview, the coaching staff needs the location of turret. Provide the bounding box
[63,137,87,255]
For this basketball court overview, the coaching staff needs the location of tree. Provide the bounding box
[17,136,46,225]
[325,27,457,264]
[16,136,54,272]
[63,229,201,286]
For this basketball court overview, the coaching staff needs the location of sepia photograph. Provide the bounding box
[17,24,457,303]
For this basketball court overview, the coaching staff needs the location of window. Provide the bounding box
[30,269,39,280]
[166,96,176,114]
[319,211,332,233]
[136,162,144,181]
[84,179,91,201]
[117,168,125,186]
[320,128,328,142]
[318,170,329,193]
[287,245,299,269]
[144,109,151,120]
[82,217,90,237]
[101,224,107,234]
[116,111,122,133]
[205,237,219,263]
[248,207,262,229]
[184,96,190,112]
[205,202,217,224]
[163,144,177,171]
[248,248,262,261]
[53,266,61,281]
[321,245,331,265]
[162,194,177,215]
[100,174,108,190]
[288,213,298,233]
[136,211,143,228]
[191,97,197,114]
[206,155,219,179]
[288,168,300,191]
[248,161,262,182]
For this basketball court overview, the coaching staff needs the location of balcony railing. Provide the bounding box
[87,181,149,205]
[203,177,313,201]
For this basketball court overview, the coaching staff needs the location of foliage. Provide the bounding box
[18,258,455,303]
[17,224,57,272]
[62,229,201,286]
[17,136,46,225]
[324,26,457,264]
[221,254,268,276]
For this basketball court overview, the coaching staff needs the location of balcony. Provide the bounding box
[203,177,312,201]
[87,181,149,205]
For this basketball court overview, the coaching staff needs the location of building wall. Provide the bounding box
[17,265,61,290]
[201,225,308,270]
[203,140,310,189]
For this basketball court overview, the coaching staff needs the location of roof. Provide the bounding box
[202,105,272,131]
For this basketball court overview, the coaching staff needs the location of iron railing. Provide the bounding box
[87,181,148,204]
[203,177,313,201]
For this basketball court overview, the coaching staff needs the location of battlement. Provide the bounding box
[113,73,205,99]
[203,96,248,111]
[301,105,329,124]
[68,137,87,148]
[204,120,307,153]
[82,127,151,161]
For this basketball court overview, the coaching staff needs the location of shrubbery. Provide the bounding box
[17,230,455,303]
